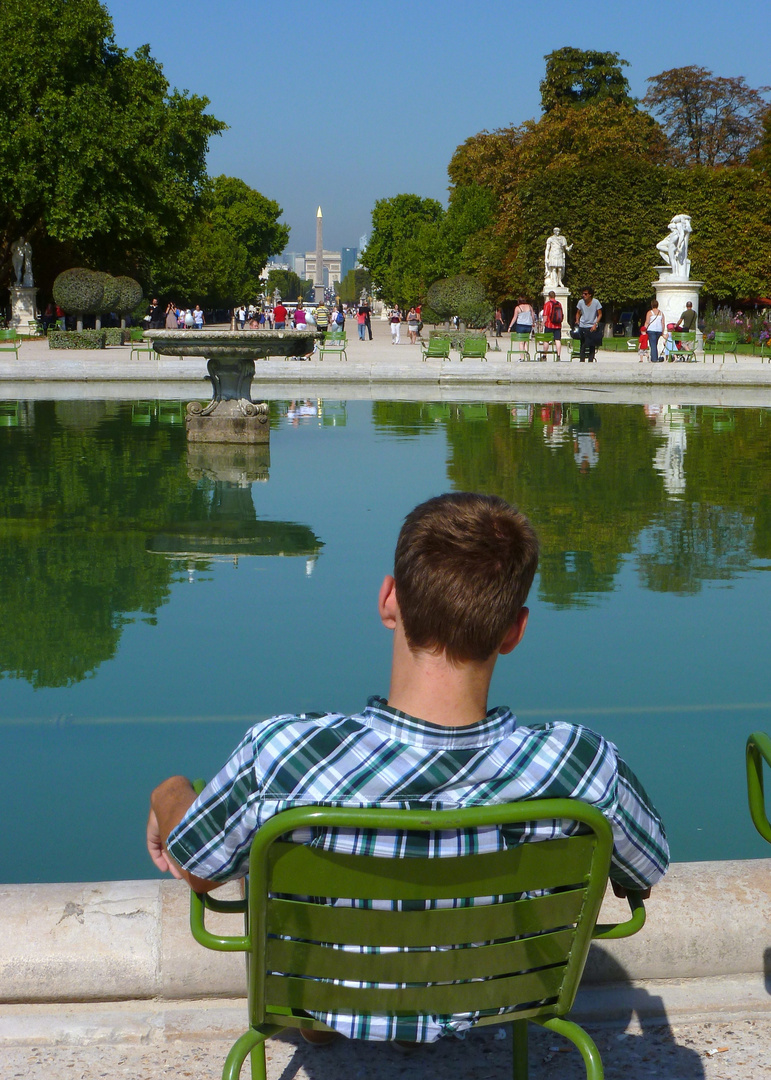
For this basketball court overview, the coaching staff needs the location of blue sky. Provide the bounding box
[108,0,771,254]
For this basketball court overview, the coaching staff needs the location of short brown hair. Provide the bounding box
[394,493,539,663]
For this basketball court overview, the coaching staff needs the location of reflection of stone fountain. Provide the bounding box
[146,329,319,443]
[146,443,323,571]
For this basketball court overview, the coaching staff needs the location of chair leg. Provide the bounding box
[537,1017,603,1080]
[223,1028,268,1080]
[511,1021,528,1080]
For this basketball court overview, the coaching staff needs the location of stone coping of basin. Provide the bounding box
[1,859,770,1019]
[145,329,319,359]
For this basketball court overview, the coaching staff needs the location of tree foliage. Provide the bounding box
[337,268,371,303]
[539,48,634,113]
[360,194,444,307]
[265,269,313,303]
[151,176,289,306]
[0,0,225,291]
[643,66,770,166]
[426,275,492,326]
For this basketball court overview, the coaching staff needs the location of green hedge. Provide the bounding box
[48,330,107,350]
[103,327,129,346]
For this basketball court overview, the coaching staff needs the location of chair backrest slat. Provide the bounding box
[267,886,585,948]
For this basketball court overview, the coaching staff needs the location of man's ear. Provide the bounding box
[378,575,398,630]
[499,607,529,656]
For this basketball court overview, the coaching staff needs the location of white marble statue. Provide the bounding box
[544,227,572,289]
[11,236,34,287]
[656,214,691,281]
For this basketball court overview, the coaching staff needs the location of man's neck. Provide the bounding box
[385,630,496,729]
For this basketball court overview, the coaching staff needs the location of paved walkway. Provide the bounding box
[3,323,771,404]
[2,998,769,1079]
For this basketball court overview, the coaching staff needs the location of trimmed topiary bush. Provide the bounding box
[103,327,128,345]
[53,268,104,315]
[426,275,493,328]
[47,329,107,349]
[114,276,143,320]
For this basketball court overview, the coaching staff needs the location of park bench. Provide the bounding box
[0,328,21,359]
[703,331,738,363]
[319,330,347,361]
[458,335,487,361]
[421,335,451,361]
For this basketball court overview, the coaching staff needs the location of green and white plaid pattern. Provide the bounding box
[168,697,668,1041]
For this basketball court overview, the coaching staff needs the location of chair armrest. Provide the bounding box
[747,732,771,843]
[593,890,647,939]
[188,777,250,948]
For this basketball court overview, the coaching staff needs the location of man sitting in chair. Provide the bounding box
[147,493,669,1040]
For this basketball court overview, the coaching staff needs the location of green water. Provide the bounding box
[2,398,771,883]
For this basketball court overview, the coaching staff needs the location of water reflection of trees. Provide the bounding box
[371,401,771,606]
[0,402,200,687]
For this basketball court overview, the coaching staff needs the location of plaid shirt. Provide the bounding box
[168,697,668,1041]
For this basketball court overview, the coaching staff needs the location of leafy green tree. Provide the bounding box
[539,48,635,113]
[360,194,444,307]
[426,275,492,327]
[643,66,770,166]
[337,268,371,303]
[266,269,313,303]
[0,0,225,292]
[151,176,289,307]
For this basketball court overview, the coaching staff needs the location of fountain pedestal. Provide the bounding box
[146,330,319,443]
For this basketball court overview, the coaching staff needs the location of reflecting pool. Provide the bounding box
[2,398,771,883]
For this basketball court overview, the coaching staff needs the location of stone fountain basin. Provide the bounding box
[145,329,319,359]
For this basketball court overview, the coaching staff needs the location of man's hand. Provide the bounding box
[146,807,184,878]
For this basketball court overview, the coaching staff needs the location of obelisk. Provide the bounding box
[314,206,324,303]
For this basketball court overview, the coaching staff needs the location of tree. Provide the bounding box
[151,176,289,307]
[540,48,634,113]
[0,0,225,291]
[426,275,492,327]
[337,268,371,303]
[643,67,770,166]
[360,194,444,307]
[265,269,313,303]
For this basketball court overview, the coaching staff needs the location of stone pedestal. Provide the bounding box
[542,286,570,330]
[10,285,38,332]
[653,274,703,336]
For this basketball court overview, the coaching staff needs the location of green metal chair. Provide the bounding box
[569,336,582,361]
[421,335,451,361]
[190,799,646,1080]
[746,732,771,843]
[506,333,532,362]
[703,331,738,364]
[670,331,697,362]
[533,332,559,361]
[459,335,488,361]
[0,328,21,359]
[319,331,347,361]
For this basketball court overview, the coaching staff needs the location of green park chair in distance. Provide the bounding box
[319,330,347,361]
[422,335,451,361]
[0,328,21,359]
[459,335,488,361]
[670,330,697,362]
[189,799,646,1080]
[533,332,560,362]
[506,332,532,362]
[746,732,771,843]
[703,331,738,364]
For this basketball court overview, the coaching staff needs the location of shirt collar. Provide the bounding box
[362,695,516,748]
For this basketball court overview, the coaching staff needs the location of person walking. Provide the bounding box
[193,304,204,329]
[357,306,367,341]
[507,297,535,336]
[644,299,665,363]
[542,290,564,359]
[575,288,603,363]
[390,307,402,344]
[407,306,419,345]
[273,299,287,329]
[314,300,330,340]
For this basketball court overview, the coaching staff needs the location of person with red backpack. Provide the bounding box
[543,290,564,358]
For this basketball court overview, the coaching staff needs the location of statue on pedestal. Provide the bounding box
[544,228,572,289]
[656,214,691,281]
[11,236,34,287]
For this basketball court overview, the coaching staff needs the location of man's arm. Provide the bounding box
[147,775,222,893]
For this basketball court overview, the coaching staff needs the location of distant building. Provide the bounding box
[341,248,357,280]
[304,249,342,289]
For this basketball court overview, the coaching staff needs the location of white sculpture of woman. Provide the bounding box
[22,237,33,287]
[656,214,691,281]
[544,227,572,289]
[10,236,34,287]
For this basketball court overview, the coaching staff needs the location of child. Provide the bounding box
[638,325,649,362]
